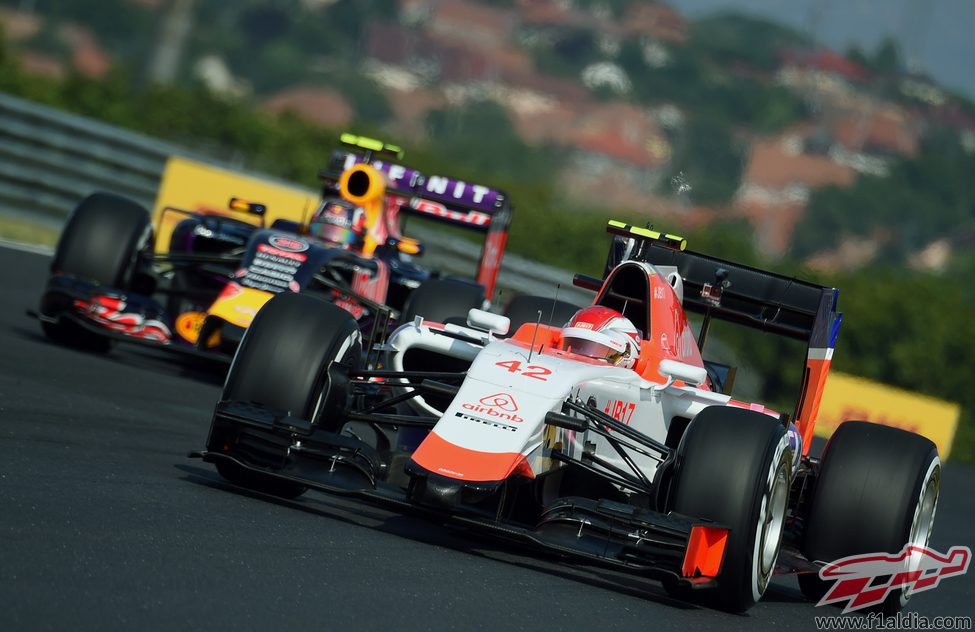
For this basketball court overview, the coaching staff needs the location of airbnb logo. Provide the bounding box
[462,392,522,422]
[479,393,518,412]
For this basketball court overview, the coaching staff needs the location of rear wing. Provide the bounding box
[319,143,512,298]
[579,221,842,453]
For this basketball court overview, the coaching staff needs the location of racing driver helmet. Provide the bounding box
[560,306,641,369]
[309,200,366,250]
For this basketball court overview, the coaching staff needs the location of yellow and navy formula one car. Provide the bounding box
[193,221,940,614]
[35,135,514,361]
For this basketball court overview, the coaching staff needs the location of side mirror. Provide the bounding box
[228,197,267,216]
[386,237,424,256]
[658,359,708,387]
[467,308,510,336]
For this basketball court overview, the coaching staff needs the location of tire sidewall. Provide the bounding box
[748,431,791,602]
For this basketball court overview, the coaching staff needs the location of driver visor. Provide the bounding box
[312,222,357,246]
[561,337,622,363]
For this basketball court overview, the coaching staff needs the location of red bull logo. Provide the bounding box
[268,235,309,252]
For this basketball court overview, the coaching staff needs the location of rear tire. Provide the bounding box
[216,292,362,498]
[801,421,940,614]
[668,406,792,612]
[44,193,152,352]
[401,278,484,326]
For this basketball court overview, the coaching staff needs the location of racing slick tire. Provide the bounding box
[401,278,485,326]
[43,192,152,352]
[502,295,581,333]
[667,406,792,612]
[799,421,940,615]
[217,292,362,499]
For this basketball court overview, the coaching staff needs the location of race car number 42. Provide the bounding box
[495,360,552,381]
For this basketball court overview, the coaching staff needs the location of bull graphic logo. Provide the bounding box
[479,393,518,412]
[815,544,971,613]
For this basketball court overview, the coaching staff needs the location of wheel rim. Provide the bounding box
[759,463,790,581]
[902,460,941,602]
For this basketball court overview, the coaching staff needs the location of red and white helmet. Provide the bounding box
[560,306,641,369]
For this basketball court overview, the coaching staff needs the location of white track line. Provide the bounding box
[0,239,54,256]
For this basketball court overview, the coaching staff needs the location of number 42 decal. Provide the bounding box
[495,360,552,381]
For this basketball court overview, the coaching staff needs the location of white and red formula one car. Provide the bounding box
[192,221,941,613]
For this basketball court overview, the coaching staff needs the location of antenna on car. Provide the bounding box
[527,309,542,362]
[548,283,561,327]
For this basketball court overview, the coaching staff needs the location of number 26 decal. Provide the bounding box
[495,360,552,381]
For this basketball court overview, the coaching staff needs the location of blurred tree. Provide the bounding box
[425,100,560,183]
[530,27,602,79]
[845,44,871,68]
[794,139,975,259]
[326,0,396,51]
[251,41,307,93]
[320,72,392,126]
[869,36,903,76]
[690,12,809,72]
[238,3,293,47]
[664,115,743,205]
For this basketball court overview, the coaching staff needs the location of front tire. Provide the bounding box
[43,193,152,351]
[223,293,362,426]
[51,192,152,286]
[800,421,940,614]
[668,406,792,612]
[215,292,362,498]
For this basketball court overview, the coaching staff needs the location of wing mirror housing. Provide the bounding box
[658,359,708,387]
[228,197,266,216]
[467,309,510,336]
[386,236,424,256]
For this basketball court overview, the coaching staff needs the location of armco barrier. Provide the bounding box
[0,92,593,305]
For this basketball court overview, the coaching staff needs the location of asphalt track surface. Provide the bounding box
[1,244,973,631]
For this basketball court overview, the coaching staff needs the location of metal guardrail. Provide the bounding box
[0,92,176,218]
[0,91,592,306]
